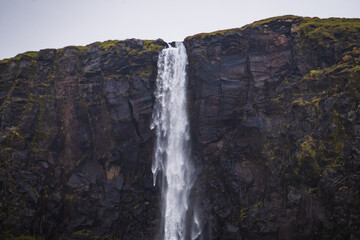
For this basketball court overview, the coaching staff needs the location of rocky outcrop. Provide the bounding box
[1,16,360,240]
[0,39,166,239]
[184,16,360,239]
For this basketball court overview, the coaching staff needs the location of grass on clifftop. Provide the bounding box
[295,17,360,48]
[298,17,360,31]
[185,15,301,40]
[185,15,360,40]
[62,40,120,53]
[0,39,164,64]
[0,51,39,64]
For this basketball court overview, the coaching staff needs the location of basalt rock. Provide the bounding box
[0,16,360,240]
[0,39,166,239]
[184,16,360,240]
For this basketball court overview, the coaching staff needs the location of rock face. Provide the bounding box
[0,16,360,239]
[184,16,360,240]
[0,39,166,239]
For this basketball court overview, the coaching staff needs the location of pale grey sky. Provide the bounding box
[0,0,359,60]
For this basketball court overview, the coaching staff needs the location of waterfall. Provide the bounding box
[151,42,197,240]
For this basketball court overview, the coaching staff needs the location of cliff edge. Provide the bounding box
[1,16,360,239]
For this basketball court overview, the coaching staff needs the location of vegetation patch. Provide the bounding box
[97,40,119,50]
[0,40,123,63]
[0,51,39,63]
[296,17,360,51]
[139,65,154,78]
[185,15,360,44]
[185,15,301,40]
[138,40,165,55]
[1,235,44,240]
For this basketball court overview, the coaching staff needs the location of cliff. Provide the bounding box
[184,16,360,240]
[1,16,360,239]
[0,39,166,239]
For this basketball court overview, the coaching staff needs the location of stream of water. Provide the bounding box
[151,42,198,240]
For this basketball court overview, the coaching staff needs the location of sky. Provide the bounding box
[0,0,359,60]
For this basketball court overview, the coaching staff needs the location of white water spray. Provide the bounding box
[151,42,196,240]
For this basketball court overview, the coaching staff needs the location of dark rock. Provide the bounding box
[1,16,360,240]
[0,38,164,239]
[185,16,360,240]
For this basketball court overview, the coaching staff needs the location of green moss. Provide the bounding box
[21,51,38,58]
[1,39,124,64]
[93,236,111,240]
[66,40,120,53]
[0,38,163,64]
[186,15,300,40]
[244,15,300,29]
[146,44,163,53]
[73,229,94,237]
[240,208,247,220]
[283,50,359,186]
[128,49,137,55]
[296,17,360,50]
[185,15,360,44]
[1,51,39,63]
[99,40,119,50]
[122,40,165,56]
[138,40,164,55]
[71,229,115,240]
[1,234,43,240]
[329,113,346,154]
[309,69,323,80]
[272,92,285,103]
[297,136,317,161]
[73,45,88,52]
[296,42,359,98]
[291,96,320,110]
[350,65,360,73]
[297,17,360,32]
[139,71,152,78]
[253,201,263,210]
[139,65,153,78]
[283,135,324,187]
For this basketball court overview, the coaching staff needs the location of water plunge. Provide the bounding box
[151,42,199,240]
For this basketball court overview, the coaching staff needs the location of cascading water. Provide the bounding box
[151,42,199,240]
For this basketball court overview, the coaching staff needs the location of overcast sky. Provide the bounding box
[0,0,359,60]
